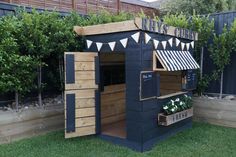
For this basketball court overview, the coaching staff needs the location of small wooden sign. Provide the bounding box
[142,18,198,41]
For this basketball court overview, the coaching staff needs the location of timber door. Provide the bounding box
[64,52,99,138]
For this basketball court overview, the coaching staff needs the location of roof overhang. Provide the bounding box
[74,17,198,41]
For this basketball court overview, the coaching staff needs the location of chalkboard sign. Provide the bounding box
[186,70,197,90]
[140,71,160,100]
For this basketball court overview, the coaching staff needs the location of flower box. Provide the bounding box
[158,108,193,126]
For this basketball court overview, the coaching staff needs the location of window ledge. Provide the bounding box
[157,91,187,100]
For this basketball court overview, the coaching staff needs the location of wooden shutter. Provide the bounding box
[64,52,98,138]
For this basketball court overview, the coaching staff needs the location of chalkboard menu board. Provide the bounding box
[186,70,197,90]
[140,71,160,100]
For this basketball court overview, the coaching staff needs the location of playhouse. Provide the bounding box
[64,18,199,152]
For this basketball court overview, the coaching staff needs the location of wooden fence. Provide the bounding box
[0,0,158,16]
[204,11,236,95]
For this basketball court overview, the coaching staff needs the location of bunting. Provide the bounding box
[191,41,194,48]
[85,32,195,52]
[168,38,173,47]
[86,40,93,49]
[131,32,140,43]
[108,42,116,51]
[181,43,186,51]
[162,41,167,50]
[96,42,103,51]
[120,38,128,48]
[186,43,190,51]
[153,39,159,49]
[145,33,152,44]
[176,38,181,47]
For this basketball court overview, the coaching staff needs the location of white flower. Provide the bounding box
[175,98,180,102]
[163,106,168,110]
[171,108,175,112]
[171,100,175,106]
[184,94,188,97]
[180,101,184,106]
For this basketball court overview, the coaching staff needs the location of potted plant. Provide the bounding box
[158,94,193,126]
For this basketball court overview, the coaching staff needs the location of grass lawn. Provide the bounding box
[0,122,236,157]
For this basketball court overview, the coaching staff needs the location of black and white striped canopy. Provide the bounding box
[155,50,200,71]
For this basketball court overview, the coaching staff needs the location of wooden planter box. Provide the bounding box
[158,108,193,126]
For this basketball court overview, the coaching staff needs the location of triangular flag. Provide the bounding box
[175,38,180,47]
[120,38,128,48]
[161,41,167,50]
[108,42,116,51]
[86,40,93,49]
[186,43,190,50]
[131,32,140,43]
[153,39,159,49]
[96,42,103,51]
[168,38,173,47]
[145,33,151,44]
[191,41,194,48]
[181,42,186,50]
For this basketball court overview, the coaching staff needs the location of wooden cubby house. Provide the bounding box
[64,18,199,152]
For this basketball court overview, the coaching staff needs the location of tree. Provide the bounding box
[160,0,235,16]
[209,26,232,99]
[0,16,37,111]
[17,10,50,107]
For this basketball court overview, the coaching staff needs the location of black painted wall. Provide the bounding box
[84,30,194,151]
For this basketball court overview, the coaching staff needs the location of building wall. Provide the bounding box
[84,31,193,151]
[0,0,159,16]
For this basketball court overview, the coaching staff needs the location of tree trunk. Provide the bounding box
[59,57,65,102]
[219,71,224,99]
[38,65,43,107]
[15,91,19,112]
[200,47,204,96]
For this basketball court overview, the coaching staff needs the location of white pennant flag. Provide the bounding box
[153,39,159,49]
[191,41,195,48]
[86,40,93,49]
[131,32,140,43]
[186,43,190,50]
[175,38,180,47]
[181,42,186,50]
[108,42,116,51]
[168,38,173,47]
[96,42,103,51]
[145,33,151,44]
[162,41,167,50]
[120,38,128,48]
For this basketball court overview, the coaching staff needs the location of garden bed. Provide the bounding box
[193,96,236,128]
[0,103,64,144]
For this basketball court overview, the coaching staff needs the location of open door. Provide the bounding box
[64,52,99,138]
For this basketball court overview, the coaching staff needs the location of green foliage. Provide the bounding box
[161,0,235,16]
[163,12,189,29]
[229,19,236,52]
[0,9,133,99]
[17,9,49,59]
[162,95,192,115]
[209,26,231,74]
[0,16,37,94]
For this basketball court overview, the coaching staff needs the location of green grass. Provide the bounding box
[0,122,236,157]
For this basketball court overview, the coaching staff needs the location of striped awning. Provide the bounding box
[155,50,200,71]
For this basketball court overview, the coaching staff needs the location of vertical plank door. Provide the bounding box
[64,52,98,138]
